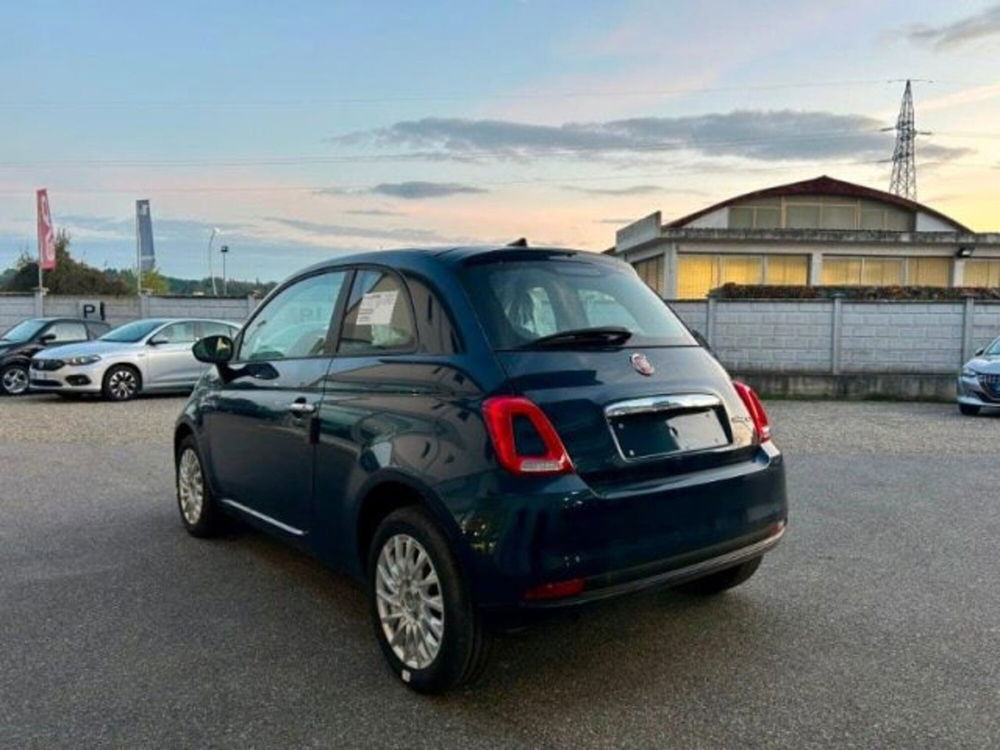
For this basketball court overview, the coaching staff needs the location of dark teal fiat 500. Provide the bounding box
[174,246,787,692]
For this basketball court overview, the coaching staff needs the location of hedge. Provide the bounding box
[709,283,1000,301]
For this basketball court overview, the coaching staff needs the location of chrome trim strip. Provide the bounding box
[220,498,306,536]
[604,393,721,419]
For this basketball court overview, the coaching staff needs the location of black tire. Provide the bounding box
[102,365,141,401]
[0,363,30,396]
[175,436,224,537]
[368,506,490,693]
[959,403,981,416]
[674,556,763,595]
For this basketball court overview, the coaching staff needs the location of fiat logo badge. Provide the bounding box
[630,352,655,376]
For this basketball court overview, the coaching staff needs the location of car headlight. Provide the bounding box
[65,355,102,366]
[961,366,978,378]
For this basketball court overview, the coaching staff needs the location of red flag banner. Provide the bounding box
[37,188,56,271]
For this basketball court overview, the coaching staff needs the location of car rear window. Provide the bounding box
[460,256,695,350]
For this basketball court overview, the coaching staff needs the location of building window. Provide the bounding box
[965,259,1000,287]
[676,253,809,298]
[821,256,952,286]
[728,196,915,231]
[633,255,664,295]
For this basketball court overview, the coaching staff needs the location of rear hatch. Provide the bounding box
[496,347,756,486]
[457,249,758,488]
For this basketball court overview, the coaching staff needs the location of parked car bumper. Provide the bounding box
[29,363,105,393]
[458,443,788,611]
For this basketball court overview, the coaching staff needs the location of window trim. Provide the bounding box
[232,269,352,364]
[331,264,420,358]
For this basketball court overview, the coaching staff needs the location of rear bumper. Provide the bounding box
[458,443,788,611]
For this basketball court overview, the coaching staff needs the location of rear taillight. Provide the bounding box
[482,396,574,475]
[732,381,771,443]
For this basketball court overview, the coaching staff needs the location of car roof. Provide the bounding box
[289,245,624,279]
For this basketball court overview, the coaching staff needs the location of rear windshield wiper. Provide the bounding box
[517,326,633,350]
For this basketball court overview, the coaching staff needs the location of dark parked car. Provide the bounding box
[0,317,110,395]
[174,246,788,692]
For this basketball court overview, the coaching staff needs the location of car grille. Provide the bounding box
[977,373,1000,399]
[32,359,64,371]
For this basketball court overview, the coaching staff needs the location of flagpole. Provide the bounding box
[135,202,142,295]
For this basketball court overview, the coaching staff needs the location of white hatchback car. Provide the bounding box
[30,318,240,401]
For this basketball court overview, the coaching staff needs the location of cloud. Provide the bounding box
[562,184,664,196]
[335,111,971,164]
[904,4,1000,49]
[371,181,487,199]
[262,216,470,244]
[344,208,405,217]
[315,180,486,200]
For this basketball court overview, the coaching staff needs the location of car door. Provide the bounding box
[204,270,349,535]
[143,321,200,387]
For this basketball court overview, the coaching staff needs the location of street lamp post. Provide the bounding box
[220,245,229,296]
[206,228,220,296]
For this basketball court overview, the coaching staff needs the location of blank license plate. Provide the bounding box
[611,409,729,460]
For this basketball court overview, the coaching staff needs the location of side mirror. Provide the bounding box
[193,335,235,364]
[975,347,985,357]
[38,333,56,344]
[148,335,168,346]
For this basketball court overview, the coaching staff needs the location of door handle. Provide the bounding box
[288,401,316,416]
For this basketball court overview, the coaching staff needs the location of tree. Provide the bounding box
[1,231,131,295]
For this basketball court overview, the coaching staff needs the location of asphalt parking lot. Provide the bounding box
[1,395,998,749]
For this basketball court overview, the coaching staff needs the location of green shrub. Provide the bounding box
[709,283,1000,301]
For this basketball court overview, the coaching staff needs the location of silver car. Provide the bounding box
[29,318,240,401]
[957,335,1000,416]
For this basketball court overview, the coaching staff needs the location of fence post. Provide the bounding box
[33,289,44,316]
[961,296,975,364]
[831,296,843,375]
[139,293,151,318]
[705,297,717,348]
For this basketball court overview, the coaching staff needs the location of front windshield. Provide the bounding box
[100,320,166,343]
[986,338,1000,356]
[1,319,47,343]
[460,255,695,350]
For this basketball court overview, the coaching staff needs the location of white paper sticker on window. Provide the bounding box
[356,290,398,326]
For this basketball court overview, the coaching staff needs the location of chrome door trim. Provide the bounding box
[220,498,306,536]
[604,393,721,419]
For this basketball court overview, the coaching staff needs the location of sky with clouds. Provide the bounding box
[1,0,998,282]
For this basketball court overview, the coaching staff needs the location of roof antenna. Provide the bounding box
[506,237,528,247]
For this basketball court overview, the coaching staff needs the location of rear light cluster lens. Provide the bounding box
[482,396,574,475]
[524,578,585,601]
[732,381,771,443]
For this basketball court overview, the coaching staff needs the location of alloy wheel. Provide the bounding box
[177,448,204,525]
[2,366,28,395]
[108,369,138,400]
[375,534,445,670]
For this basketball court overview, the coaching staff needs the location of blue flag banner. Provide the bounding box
[136,199,155,272]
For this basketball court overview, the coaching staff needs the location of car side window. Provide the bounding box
[45,322,88,343]
[239,272,346,361]
[404,273,462,354]
[156,322,198,344]
[200,321,238,339]
[338,269,416,354]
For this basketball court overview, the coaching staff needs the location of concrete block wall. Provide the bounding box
[711,300,834,373]
[669,297,1000,376]
[42,296,142,327]
[0,294,38,331]
[971,302,1000,352]
[146,295,254,322]
[840,302,965,373]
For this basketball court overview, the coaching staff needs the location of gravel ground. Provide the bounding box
[1,394,998,748]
